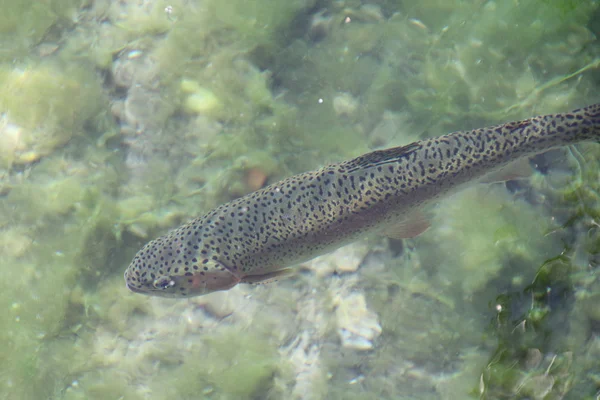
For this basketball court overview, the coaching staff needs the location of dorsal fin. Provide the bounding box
[344,142,422,172]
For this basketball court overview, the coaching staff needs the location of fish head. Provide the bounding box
[124,238,241,298]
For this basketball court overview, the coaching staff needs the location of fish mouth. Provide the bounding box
[124,270,147,294]
[125,280,145,294]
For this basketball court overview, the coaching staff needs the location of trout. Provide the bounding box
[124,104,600,298]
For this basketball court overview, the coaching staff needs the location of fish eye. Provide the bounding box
[153,276,175,289]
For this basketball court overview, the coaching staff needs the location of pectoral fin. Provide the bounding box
[241,268,295,285]
[381,210,431,239]
[479,158,534,183]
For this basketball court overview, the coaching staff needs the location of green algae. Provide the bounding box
[82,286,283,399]
[0,60,105,167]
[62,370,145,400]
[0,101,121,400]
[113,2,174,36]
[390,0,599,128]
[164,329,278,398]
[0,0,85,62]
[0,237,81,399]
[74,203,121,289]
[209,0,315,46]
[414,185,561,298]
[478,257,579,398]
[474,145,600,398]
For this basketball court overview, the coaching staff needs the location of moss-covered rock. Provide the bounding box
[0,0,86,62]
[0,61,105,167]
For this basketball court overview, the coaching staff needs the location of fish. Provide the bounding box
[124,103,600,298]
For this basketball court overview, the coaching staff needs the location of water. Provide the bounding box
[0,0,599,399]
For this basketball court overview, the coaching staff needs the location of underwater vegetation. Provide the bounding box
[0,62,105,167]
[0,0,599,399]
[474,146,600,399]
[0,0,85,62]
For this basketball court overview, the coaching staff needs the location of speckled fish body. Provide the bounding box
[125,104,600,298]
